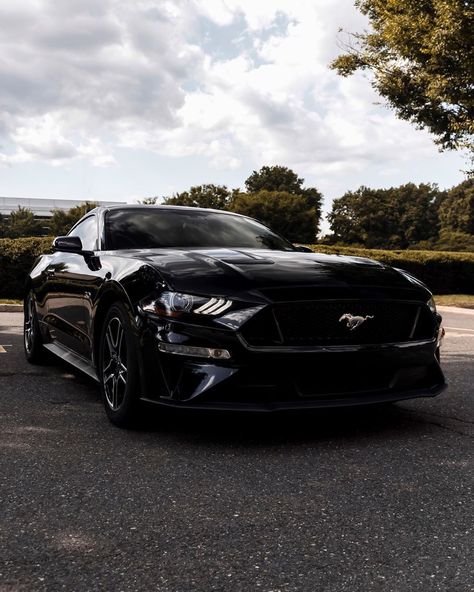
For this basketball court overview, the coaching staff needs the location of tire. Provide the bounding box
[99,302,142,428]
[24,291,46,364]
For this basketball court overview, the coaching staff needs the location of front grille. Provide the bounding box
[241,300,436,347]
[198,361,443,404]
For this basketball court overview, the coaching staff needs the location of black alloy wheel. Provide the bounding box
[99,302,142,427]
[24,291,45,363]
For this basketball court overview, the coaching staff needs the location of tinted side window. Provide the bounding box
[68,216,98,251]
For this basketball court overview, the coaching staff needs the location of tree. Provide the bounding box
[414,230,474,252]
[244,165,323,234]
[6,206,41,238]
[245,166,305,194]
[331,0,474,158]
[230,191,317,243]
[328,184,441,248]
[140,197,159,205]
[438,179,474,234]
[245,165,322,205]
[163,185,232,210]
[50,201,99,236]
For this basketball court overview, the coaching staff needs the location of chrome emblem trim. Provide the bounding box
[339,313,374,331]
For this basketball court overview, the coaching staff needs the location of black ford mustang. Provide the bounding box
[24,205,446,426]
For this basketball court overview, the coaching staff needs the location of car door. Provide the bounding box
[44,215,105,359]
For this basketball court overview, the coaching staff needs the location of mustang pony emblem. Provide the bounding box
[339,313,374,331]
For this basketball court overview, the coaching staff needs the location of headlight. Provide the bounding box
[427,297,437,314]
[141,291,233,318]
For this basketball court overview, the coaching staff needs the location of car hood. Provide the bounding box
[119,248,430,302]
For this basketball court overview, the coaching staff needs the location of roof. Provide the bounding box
[101,204,245,217]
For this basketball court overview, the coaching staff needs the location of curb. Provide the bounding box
[0,304,23,312]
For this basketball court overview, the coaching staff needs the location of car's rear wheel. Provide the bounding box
[24,291,46,364]
[99,303,142,427]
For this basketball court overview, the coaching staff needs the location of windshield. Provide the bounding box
[105,208,295,251]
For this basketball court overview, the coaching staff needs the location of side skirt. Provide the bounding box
[43,342,99,382]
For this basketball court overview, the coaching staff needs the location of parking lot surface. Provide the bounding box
[0,310,473,592]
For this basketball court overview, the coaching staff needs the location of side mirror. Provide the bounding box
[53,236,83,253]
[294,245,313,253]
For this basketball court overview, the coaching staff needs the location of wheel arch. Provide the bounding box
[23,278,33,313]
[92,281,136,369]
[24,276,32,295]
[93,264,165,398]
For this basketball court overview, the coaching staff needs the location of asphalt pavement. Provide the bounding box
[0,309,473,592]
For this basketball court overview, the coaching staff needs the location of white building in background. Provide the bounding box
[0,197,123,218]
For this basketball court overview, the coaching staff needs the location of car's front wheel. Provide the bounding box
[99,303,142,428]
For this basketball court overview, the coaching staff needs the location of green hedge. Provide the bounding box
[308,245,474,295]
[1,237,473,299]
[0,237,53,300]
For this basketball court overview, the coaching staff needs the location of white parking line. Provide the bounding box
[0,345,12,353]
[445,326,474,333]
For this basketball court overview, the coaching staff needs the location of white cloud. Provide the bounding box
[10,115,78,163]
[0,0,202,165]
[0,0,453,186]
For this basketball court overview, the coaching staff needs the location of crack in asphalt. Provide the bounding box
[403,407,474,426]
[405,413,474,440]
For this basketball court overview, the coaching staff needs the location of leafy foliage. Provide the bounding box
[438,178,474,234]
[230,191,318,243]
[50,201,99,236]
[162,185,233,210]
[414,230,474,252]
[0,236,53,299]
[331,0,474,158]
[244,165,323,234]
[328,183,442,248]
[245,166,306,194]
[245,165,322,207]
[156,167,323,240]
[4,207,43,238]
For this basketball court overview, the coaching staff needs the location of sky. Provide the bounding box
[0,0,468,231]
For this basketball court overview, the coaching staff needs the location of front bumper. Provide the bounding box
[138,316,446,411]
